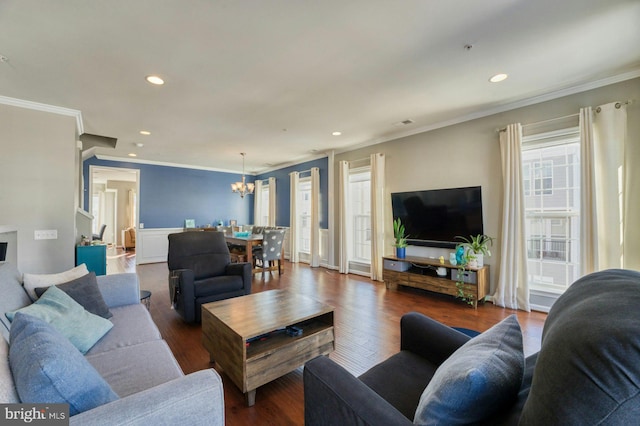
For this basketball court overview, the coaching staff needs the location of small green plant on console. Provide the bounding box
[455,250,476,307]
[393,218,408,249]
[455,234,494,267]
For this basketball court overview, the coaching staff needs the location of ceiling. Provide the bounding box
[1,0,639,174]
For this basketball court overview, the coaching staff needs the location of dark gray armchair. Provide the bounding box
[304,269,640,425]
[168,231,251,323]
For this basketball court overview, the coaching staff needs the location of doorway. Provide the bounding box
[89,166,140,248]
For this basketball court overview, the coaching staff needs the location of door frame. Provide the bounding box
[88,165,141,246]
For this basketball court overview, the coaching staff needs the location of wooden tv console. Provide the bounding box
[382,255,489,308]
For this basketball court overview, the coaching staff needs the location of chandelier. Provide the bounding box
[230,152,255,198]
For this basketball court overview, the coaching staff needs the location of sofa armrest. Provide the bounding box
[70,369,224,426]
[400,312,470,366]
[225,262,252,294]
[304,356,412,426]
[96,273,140,308]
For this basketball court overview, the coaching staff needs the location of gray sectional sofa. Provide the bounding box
[1,262,224,425]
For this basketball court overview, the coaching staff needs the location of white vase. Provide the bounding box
[474,252,484,267]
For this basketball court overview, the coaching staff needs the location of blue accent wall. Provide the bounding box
[255,157,329,229]
[83,157,255,228]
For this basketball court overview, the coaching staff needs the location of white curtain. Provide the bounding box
[310,167,320,267]
[579,107,598,274]
[338,161,351,274]
[581,102,627,271]
[268,177,276,227]
[370,153,385,281]
[493,123,530,311]
[253,180,263,225]
[289,172,299,263]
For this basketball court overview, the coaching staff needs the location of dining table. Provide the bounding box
[224,234,284,275]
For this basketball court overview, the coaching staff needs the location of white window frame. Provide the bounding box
[349,166,372,265]
[522,128,581,294]
[298,177,312,255]
[260,184,270,226]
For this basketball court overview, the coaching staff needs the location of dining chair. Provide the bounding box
[92,224,107,241]
[252,229,286,276]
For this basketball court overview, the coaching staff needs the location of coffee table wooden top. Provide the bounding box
[202,289,333,339]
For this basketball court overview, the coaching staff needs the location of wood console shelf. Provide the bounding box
[383,255,489,308]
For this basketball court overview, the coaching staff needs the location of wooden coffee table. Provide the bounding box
[201,290,334,406]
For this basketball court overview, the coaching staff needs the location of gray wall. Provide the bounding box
[333,78,640,293]
[0,104,77,273]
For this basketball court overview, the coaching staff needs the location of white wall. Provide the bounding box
[332,78,640,294]
[0,104,77,273]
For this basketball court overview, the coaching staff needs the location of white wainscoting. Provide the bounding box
[137,228,183,264]
[137,227,332,268]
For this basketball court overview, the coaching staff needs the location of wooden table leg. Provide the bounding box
[246,389,256,406]
[246,241,253,266]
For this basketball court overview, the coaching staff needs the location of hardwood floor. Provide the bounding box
[107,247,546,425]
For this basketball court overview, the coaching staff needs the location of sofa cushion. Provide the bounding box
[0,263,31,342]
[35,271,112,319]
[9,313,118,415]
[22,263,89,301]
[6,286,113,354]
[359,350,438,420]
[520,269,640,425]
[86,304,162,355]
[86,339,184,397]
[0,336,19,403]
[414,315,524,425]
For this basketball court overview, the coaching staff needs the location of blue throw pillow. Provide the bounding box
[6,285,113,354]
[9,313,119,415]
[414,315,524,425]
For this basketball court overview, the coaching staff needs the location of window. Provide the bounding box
[259,185,270,225]
[349,167,371,263]
[298,179,312,254]
[522,129,580,293]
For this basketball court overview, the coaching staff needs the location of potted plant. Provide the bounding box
[454,251,475,307]
[455,234,494,267]
[393,218,408,259]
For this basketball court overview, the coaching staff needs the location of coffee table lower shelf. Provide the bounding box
[201,291,335,406]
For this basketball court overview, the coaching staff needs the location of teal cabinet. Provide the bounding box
[76,244,107,276]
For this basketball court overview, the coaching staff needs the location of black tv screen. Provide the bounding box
[391,186,484,248]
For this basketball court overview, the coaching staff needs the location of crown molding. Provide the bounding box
[95,154,254,176]
[0,95,84,135]
[335,69,640,155]
[256,152,329,175]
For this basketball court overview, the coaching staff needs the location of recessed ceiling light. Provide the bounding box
[135,143,144,148]
[489,73,508,83]
[139,130,151,135]
[332,131,342,136]
[145,75,164,85]
[128,153,137,157]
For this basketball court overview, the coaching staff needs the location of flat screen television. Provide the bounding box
[391,186,484,248]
